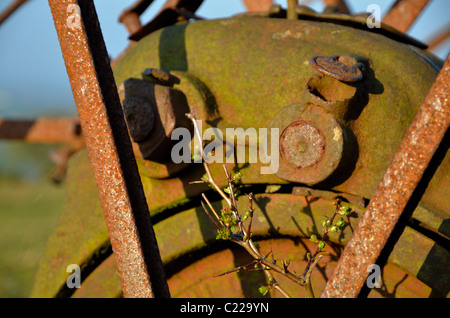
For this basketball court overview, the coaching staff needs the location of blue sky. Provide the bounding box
[0,0,448,119]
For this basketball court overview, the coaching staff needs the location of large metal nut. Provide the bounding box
[118,78,191,162]
[268,103,356,185]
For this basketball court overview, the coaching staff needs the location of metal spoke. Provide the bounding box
[48,0,170,298]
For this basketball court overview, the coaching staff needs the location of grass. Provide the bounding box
[0,177,66,298]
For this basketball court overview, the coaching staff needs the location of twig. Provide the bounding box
[246,193,255,240]
[200,201,221,231]
[304,254,323,298]
[186,112,231,206]
[303,199,342,277]
[185,111,348,299]
[202,193,224,228]
[214,260,259,277]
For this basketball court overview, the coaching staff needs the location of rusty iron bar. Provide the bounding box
[120,0,154,20]
[0,0,28,26]
[119,0,154,35]
[287,0,298,20]
[382,0,430,33]
[48,0,170,298]
[242,0,273,12]
[322,0,350,14]
[427,27,450,51]
[321,54,450,298]
[129,0,203,41]
[0,117,82,144]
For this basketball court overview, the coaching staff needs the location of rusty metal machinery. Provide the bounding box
[25,0,449,298]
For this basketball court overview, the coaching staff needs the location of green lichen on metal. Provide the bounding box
[30,151,109,298]
[389,227,450,297]
[113,17,441,202]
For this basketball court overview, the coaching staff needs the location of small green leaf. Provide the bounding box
[191,153,201,162]
[216,228,231,240]
[336,219,346,228]
[265,185,282,193]
[318,241,326,250]
[339,206,351,216]
[309,234,318,242]
[329,225,338,233]
[258,285,270,296]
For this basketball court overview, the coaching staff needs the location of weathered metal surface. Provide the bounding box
[321,55,450,298]
[118,78,191,162]
[0,117,82,145]
[113,17,441,199]
[31,156,359,297]
[169,239,430,298]
[32,152,445,297]
[294,5,427,49]
[305,74,360,123]
[122,96,155,142]
[268,103,347,185]
[382,0,430,33]
[33,16,449,298]
[72,255,123,298]
[48,0,169,298]
[280,120,325,168]
[69,237,432,298]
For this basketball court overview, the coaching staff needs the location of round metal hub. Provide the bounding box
[280,120,325,168]
[267,103,347,185]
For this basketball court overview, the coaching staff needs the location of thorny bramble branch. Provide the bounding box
[186,111,351,298]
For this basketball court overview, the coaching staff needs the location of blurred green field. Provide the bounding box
[0,176,66,297]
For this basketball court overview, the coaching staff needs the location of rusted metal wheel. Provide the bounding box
[31,149,447,297]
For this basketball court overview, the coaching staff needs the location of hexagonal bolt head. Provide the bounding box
[118,78,191,162]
